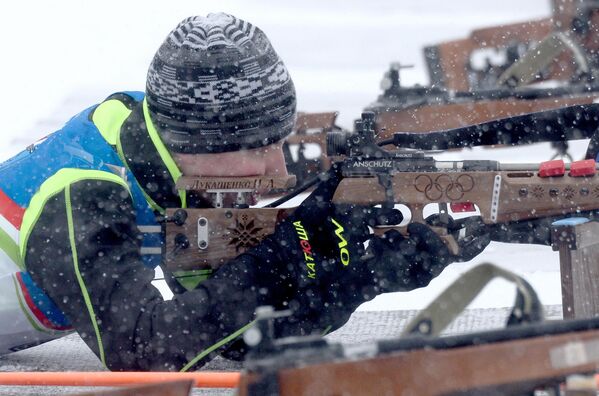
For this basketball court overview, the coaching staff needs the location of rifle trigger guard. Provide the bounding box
[376,174,394,209]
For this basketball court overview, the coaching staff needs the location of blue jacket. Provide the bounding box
[0,91,175,333]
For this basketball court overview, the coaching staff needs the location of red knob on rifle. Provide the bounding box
[569,159,596,177]
[538,160,565,178]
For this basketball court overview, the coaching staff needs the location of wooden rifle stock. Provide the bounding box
[164,160,599,272]
[237,317,599,395]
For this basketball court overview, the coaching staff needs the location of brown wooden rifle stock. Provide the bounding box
[163,111,599,272]
[164,161,599,271]
[236,314,599,396]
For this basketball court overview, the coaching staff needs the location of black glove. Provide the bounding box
[425,215,491,262]
[245,167,402,329]
[367,224,452,292]
[272,167,401,282]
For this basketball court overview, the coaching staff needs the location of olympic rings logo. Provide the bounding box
[414,174,475,200]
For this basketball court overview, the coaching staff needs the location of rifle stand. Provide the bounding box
[551,218,599,319]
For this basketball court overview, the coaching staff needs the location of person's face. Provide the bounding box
[172,141,288,178]
[172,142,289,206]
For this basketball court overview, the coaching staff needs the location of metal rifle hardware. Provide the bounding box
[161,209,188,227]
[197,217,209,250]
[171,234,190,257]
[160,209,190,259]
[241,307,340,396]
[327,111,409,209]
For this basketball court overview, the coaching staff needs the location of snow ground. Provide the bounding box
[0,0,581,384]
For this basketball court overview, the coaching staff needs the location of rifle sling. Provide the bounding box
[401,263,543,338]
[391,103,599,150]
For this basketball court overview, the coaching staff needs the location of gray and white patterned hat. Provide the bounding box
[146,13,296,154]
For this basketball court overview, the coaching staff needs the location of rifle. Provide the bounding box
[163,105,599,273]
[288,64,599,181]
[368,67,599,137]
[364,0,599,139]
[236,264,599,396]
[286,0,599,180]
[423,0,599,92]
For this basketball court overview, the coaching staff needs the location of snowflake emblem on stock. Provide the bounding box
[531,186,545,199]
[227,217,264,252]
[562,186,575,200]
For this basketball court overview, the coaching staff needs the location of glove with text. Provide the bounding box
[245,167,402,331]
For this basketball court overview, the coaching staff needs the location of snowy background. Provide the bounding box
[0,0,569,315]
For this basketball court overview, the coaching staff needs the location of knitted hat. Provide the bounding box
[146,13,296,154]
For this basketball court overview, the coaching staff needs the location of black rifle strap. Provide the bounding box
[391,104,599,150]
